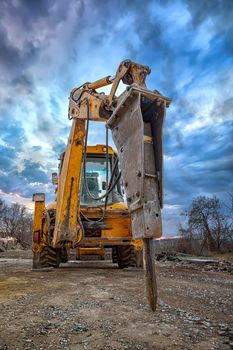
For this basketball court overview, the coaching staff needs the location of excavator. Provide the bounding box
[32,60,171,311]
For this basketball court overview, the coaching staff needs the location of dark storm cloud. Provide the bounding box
[0,157,49,198]
[1,0,57,28]
[11,74,34,95]
[0,173,21,194]
[0,146,17,172]
[15,0,53,18]
[164,118,233,209]
[0,154,22,194]
[0,119,49,195]
[0,23,38,75]
[0,122,25,193]
[186,0,233,56]
[186,0,233,28]
[20,159,48,184]
[0,0,232,234]
[0,23,21,69]
[0,0,71,79]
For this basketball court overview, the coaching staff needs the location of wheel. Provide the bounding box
[112,247,118,263]
[116,245,137,269]
[76,249,81,260]
[33,246,60,269]
[60,248,68,263]
[135,250,143,268]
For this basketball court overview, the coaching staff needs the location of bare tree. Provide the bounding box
[0,200,33,248]
[0,198,4,214]
[0,198,7,237]
[224,191,233,216]
[180,195,232,253]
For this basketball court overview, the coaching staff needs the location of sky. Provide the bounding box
[0,0,232,236]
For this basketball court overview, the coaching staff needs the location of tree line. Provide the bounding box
[0,193,233,253]
[0,199,33,248]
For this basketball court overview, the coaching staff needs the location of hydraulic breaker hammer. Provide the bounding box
[107,85,170,310]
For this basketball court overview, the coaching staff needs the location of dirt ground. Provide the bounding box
[0,251,232,350]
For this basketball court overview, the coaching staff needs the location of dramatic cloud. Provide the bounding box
[0,0,232,235]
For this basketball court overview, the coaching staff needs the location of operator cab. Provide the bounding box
[80,147,123,207]
[57,145,123,208]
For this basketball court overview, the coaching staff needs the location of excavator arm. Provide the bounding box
[52,60,171,310]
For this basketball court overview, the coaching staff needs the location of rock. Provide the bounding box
[218,331,227,336]
[0,244,6,252]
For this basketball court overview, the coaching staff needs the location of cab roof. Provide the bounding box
[59,144,117,160]
[86,144,117,155]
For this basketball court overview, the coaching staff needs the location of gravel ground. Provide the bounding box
[0,254,232,350]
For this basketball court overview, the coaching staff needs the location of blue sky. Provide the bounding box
[0,0,232,235]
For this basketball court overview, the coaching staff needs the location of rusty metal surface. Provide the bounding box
[106,81,169,312]
[144,238,157,311]
[106,60,150,107]
[107,88,167,240]
[87,75,112,90]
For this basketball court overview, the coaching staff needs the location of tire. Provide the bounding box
[116,245,137,269]
[33,246,60,269]
[135,250,143,268]
[60,248,68,263]
[112,247,118,263]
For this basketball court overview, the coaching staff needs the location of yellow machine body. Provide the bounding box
[32,59,170,310]
[32,144,142,261]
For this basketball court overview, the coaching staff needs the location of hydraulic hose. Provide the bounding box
[82,98,121,201]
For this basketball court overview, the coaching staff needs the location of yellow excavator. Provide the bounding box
[32,60,171,311]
